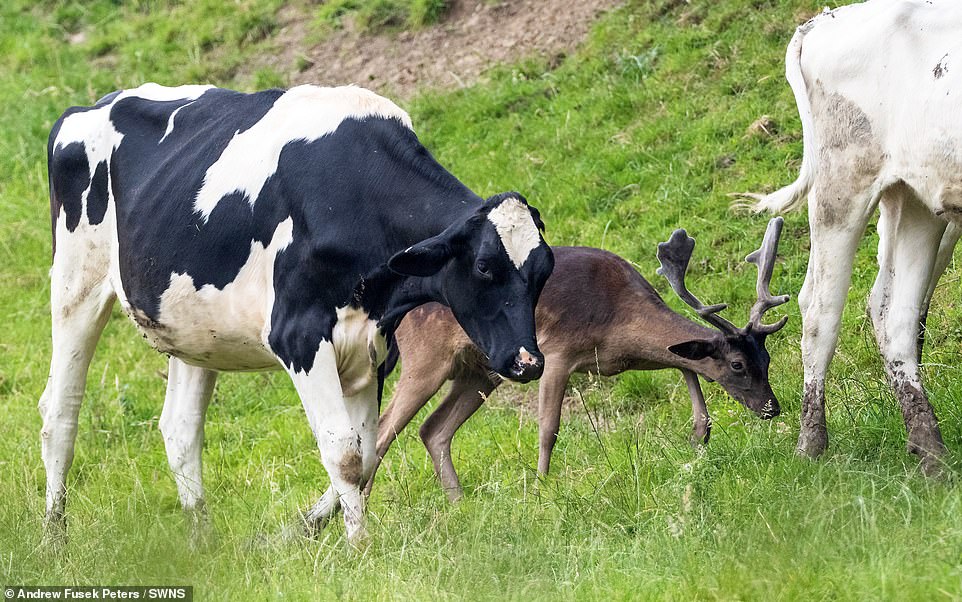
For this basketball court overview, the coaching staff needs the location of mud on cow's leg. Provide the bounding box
[870,192,946,473]
[289,342,378,545]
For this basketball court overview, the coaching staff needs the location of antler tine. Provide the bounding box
[657,228,740,335]
[744,217,790,334]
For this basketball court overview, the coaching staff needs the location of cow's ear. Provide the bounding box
[388,235,454,277]
[667,340,717,361]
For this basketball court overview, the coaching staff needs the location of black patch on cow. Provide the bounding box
[263,118,479,372]
[50,142,90,232]
[86,160,109,225]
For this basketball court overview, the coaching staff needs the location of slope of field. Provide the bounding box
[3,0,962,599]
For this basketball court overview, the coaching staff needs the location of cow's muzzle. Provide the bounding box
[508,346,544,382]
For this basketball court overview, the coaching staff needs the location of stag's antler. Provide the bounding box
[744,217,790,335]
[657,229,740,335]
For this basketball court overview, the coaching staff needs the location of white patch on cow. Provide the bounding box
[54,106,121,219]
[125,82,214,103]
[139,217,295,371]
[193,85,413,221]
[487,197,541,269]
[159,100,197,144]
[517,346,538,366]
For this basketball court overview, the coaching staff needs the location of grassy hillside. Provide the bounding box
[4,0,962,599]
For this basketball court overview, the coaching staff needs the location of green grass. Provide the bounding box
[4,0,962,599]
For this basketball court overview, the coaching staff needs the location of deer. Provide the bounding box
[365,218,790,501]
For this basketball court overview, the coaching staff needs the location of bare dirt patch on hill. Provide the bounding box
[256,0,621,98]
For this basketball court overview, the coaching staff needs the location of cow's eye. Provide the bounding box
[476,260,491,278]
[730,361,744,372]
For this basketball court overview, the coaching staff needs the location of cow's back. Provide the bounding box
[800,0,962,207]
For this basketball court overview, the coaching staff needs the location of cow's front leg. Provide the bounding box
[288,342,377,546]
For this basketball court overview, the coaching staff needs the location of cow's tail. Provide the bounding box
[736,27,815,214]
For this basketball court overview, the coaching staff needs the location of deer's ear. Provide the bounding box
[667,340,717,361]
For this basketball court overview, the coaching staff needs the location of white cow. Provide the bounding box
[746,0,962,471]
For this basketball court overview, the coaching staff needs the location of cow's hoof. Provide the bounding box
[299,512,331,539]
[345,528,370,552]
[796,426,828,458]
[41,515,68,555]
[907,434,947,478]
[187,510,215,551]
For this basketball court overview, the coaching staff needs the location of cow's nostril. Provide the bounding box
[518,346,539,366]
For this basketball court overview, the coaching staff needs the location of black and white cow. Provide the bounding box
[42,83,554,544]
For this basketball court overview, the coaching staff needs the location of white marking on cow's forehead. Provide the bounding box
[193,85,413,221]
[487,197,541,269]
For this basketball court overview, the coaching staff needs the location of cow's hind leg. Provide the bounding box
[917,222,961,361]
[290,344,377,545]
[796,182,880,458]
[159,358,217,522]
[869,190,946,472]
[40,240,115,543]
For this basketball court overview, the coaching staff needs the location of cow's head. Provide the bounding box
[388,192,554,382]
[656,218,789,419]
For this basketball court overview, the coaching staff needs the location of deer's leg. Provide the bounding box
[419,374,497,502]
[363,358,450,498]
[536,360,572,476]
[681,369,711,445]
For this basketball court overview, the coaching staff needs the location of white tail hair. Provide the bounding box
[736,26,816,214]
